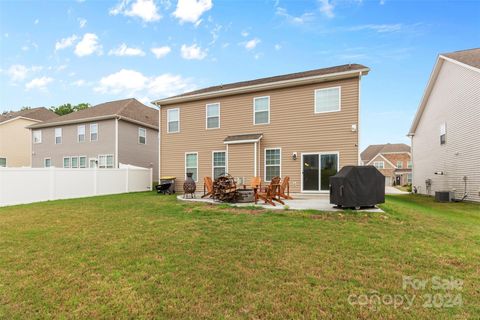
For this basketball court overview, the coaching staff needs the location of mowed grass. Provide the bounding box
[0,193,479,319]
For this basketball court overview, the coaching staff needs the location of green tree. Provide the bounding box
[50,103,91,116]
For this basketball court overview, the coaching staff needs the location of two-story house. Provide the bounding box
[0,107,58,167]
[29,98,159,180]
[408,48,480,202]
[153,64,369,193]
[360,143,412,186]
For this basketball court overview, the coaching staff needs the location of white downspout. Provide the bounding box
[357,72,362,165]
[115,117,119,168]
[254,142,257,177]
[158,105,161,181]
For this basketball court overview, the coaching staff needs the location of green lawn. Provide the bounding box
[0,193,479,319]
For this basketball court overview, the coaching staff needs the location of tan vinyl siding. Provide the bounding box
[0,118,38,167]
[160,77,360,193]
[227,143,256,182]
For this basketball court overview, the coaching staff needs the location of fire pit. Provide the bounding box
[236,189,255,203]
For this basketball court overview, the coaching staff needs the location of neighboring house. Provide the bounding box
[153,64,369,193]
[360,143,412,186]
[0,107,58,167]
[408,48,480,202]
[29,98,159,180]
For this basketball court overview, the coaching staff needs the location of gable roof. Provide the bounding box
[408,48,480,136]
[29,98,158,129]
[0,107,58,124]
[153,64,369,106]
[361,143,411,162]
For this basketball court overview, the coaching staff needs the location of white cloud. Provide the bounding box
[241,30,249,37]
[151,46,171,58]
[74,33,102,57]
[274,44,282,50]
[348,24,402,33]
[110,0,161,22]
[173,0,212,24]
[25,76,53,90]
[276,7,314,24]
[94,69,195,98]
[72,79,86,87]
[7,64,42,82]
[180,43,207,60]
[78,18,87,28]
[318,0,334,18]
[245,38,260,50]
[109,43,145,56]
[55,34,78,51]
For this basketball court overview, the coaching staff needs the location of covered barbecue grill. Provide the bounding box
[156,176,176,194]
[329,166,385,208]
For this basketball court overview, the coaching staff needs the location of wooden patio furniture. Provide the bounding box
[255,176,284,206]
[202,176,214,198]
[278,176,293,200]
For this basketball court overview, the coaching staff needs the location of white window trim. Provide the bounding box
[138,127,147,144]
[98,154,115,169]
[185,152,199,182]
[212,150,227,178]
[77,125,86,143]
[300,151,340,193]
[44,157,51,168]
[264,147,282,182]
[253,96,270,125]
[206,103,221,129]
[167,108,180,133]
[373,161,385,169]
[63,156,71,168]
[55,128,62,144]
[90,123,98,142]
[79,155,87,168]
[314,86,341,114]
[33,130,42,144]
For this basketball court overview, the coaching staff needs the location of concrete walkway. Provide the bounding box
[385,186,409,195]
[178,193,383,212]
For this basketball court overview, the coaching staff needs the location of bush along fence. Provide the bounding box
[0,166,152,207]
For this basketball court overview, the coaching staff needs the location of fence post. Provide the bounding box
[149,168,153,191]
[125,166,129,193]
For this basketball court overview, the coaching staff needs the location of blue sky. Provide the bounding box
[1,0,479,149]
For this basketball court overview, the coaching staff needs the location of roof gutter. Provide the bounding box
[0,116,43,126]
[28,114,158,130]
[153,68,370,106]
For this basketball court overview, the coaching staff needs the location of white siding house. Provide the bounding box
[408,48,480,202]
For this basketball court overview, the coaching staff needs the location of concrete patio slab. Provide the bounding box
[177,193,383,213]
[385,186,409,195]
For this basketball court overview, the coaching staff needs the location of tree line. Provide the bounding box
[1,103,91,116]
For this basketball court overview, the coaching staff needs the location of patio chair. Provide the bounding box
[202,176,214,198]
[278,176,293,200]
[255,176,284,206]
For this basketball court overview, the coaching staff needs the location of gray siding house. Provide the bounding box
[29,99,159,180]
[408,48,480,202]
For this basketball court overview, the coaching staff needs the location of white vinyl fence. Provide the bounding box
[0,166,152,207]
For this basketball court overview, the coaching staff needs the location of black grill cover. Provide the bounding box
[329,166,385,208]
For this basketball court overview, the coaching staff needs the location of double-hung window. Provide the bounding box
[254,96,270,125]
[265,148,281,181]
[98,155,114,168]
[71,156,79,168]
[44,158,51,167]
[55,128,62,144]
[397,161,403,169]
[167,109,180,133]
[373,161,384,169]
[33,130,42,143]
[63,157,71,168]
[206,103,220,129]
[212,151,226,178]
[90,123,98,141]
[185,153,198,182]
[440,123,446,145]
[79,156,87,168]
[138,127,146,144]
[315,87,341,113]
[78,125,85,142]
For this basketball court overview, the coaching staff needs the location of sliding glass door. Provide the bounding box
[302,153,339,192]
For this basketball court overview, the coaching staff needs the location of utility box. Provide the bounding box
[435,191,453,202]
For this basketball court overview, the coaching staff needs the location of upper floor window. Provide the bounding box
[315,87,341,113]
[407,161,413,169]
[265,148,281,181]
[167,108,180,133]
[397,161,403,169]
[55,128,62,144]
[0,157,6,167]
[206,103,220,129]
[138,127,146,144]
[254,96,270,125]
[373,161,384,169]
[33,130,42,144]
[185,152,198,182]
[440,123,446,145]
[90,123,98,141]
[78,125,85,142]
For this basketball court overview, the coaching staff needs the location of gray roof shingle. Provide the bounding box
[442,48,480,69]
[0,107,58,124]
[361,143,411,162]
